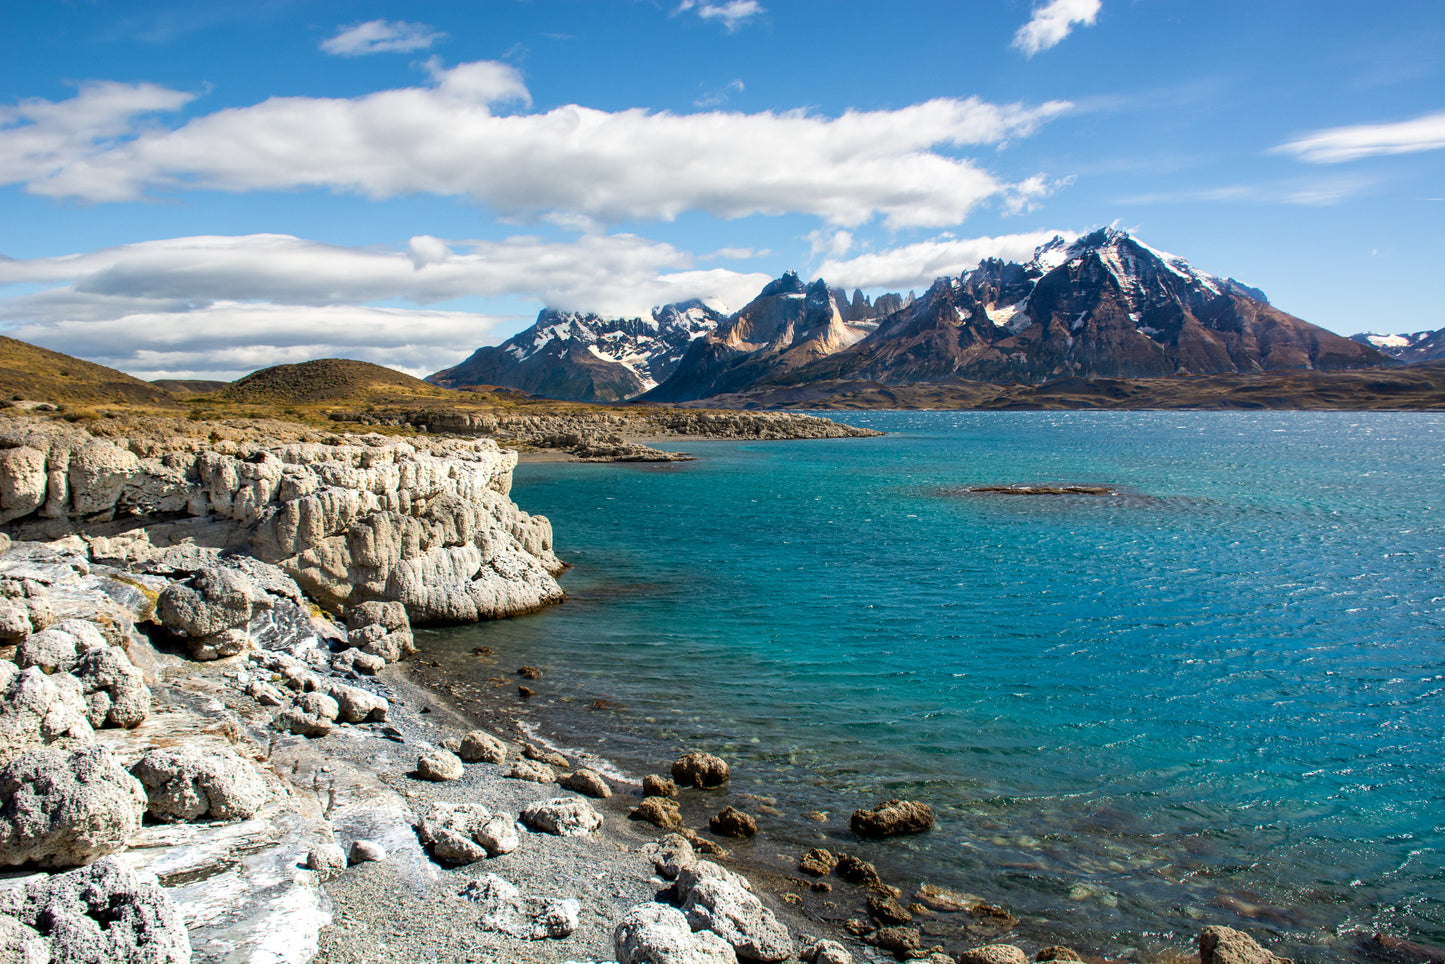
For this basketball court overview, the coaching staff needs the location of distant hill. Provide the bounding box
[151,379,228,396]
[1351,329,1445,364]
[212,359,458,406]
[0,336,179,408]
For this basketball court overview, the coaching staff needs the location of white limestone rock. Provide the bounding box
[519,797,603,837]
[682,877,792,963]
[615,902,738,964]
[73,645,151,729]
[0,857,190,964]
[416,749,464,782]
[0,663,93,767]
[463,874,579,940]
[130,746,268,823]
[0,745,147,868]
[417,802,518,864]
[457,729,507,764]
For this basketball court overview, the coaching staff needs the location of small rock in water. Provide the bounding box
[1200,925,1289,964]
[630,796,682,829]
[348,839,386,864]
[671,751,730,789]
[642,773,677,798]
[867,892,912,925]
[799,848,837,876]
[518,685,535,699]
[867,926,920,956]
[517,665,543,680]
[522,743,569,768]
[850,799,933,838]
[709,805,757,838]
[1036,947,1086,962]
[834,854,882,888]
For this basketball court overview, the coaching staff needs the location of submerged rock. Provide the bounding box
[709,806,757,838]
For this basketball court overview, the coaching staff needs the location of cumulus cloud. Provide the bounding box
[0,61,1070,228]
[1272,110,1445,163]
[0,232,774,378]
[320,19,445,56]
[815,230,1074,292]
[676,1,765,32]
[1012,0,1101,57]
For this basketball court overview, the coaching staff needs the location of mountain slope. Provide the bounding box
[641,273,872,403]
[429,302,724,402]
[0,336,179,408]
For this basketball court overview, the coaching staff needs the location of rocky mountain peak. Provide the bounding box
[759,271,806,297]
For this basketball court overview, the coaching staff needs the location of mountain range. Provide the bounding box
[430,229,1395,403]
[1350,330,1445,364]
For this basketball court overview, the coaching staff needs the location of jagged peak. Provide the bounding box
[760,271,807,297]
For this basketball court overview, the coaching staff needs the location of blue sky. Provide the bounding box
[1,0,1441,379]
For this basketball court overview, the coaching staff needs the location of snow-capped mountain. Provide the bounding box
[428,301,724,402]
[1350,329,1445,364]
[719,228,1387,391]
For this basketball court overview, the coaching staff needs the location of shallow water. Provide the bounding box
[421,411,1445,960]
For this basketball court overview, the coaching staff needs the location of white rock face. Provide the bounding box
[0,429,563,625]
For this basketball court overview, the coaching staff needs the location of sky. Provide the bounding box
[1,0,1441,381]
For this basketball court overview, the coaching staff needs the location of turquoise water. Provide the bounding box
[422,412,1445,960]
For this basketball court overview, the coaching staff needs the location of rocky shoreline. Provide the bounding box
[0,412,1324,964]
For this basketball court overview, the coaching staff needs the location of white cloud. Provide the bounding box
[1117,175,1374,206]
[1272,110,1445,163]
[0,232,775,378]
[1001,173,1075,215]
[815,230,1074,292]
[676,1,765,33]
[0,61,1071,228]
[1012,0,1101,57]
[320,20,445,56]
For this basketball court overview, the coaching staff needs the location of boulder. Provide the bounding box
[560,768,612,798]
[0,663,93,766]
[14,626,84,674]
[867,892,912,925]
[1199,926,1290,964]
[274,691,336,737]
[868,927,922,956]
[0,445,48,524]
[1035,948,1085,962]
[505,759,555,784]
[0,856,190,964]
[345,601,414,664]
[463,874,579,940]
[155,567,262,639]
[519,797,603,837]
[67,442,140,518]
[523,743,570,768]
[416,749,465,782]
[0,745,147,868]
[643,774,677,798]
[709,806,757,838]
[802,939,853,964]
[682,876,792,962]
[672,752,729,789]
[0,599,32,640]
[631,796,682,830]
[417,802,517,864]
[321,681,388,724]
[457,729,507,764]
[188,627,251,662]
[73,646,151,729]
[348,840,386,864]
[330,648,385,676]
[614,901,738,964]
[651,832,696,880]
[676,861,753,901]
[834,854,882,888]
[850,799,933,838]
[955,945,1028,964]
[129,746,268,823]
[306,844,348,880]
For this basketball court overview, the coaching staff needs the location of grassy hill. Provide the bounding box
[0,336,179,409]
[210,359,459,406]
